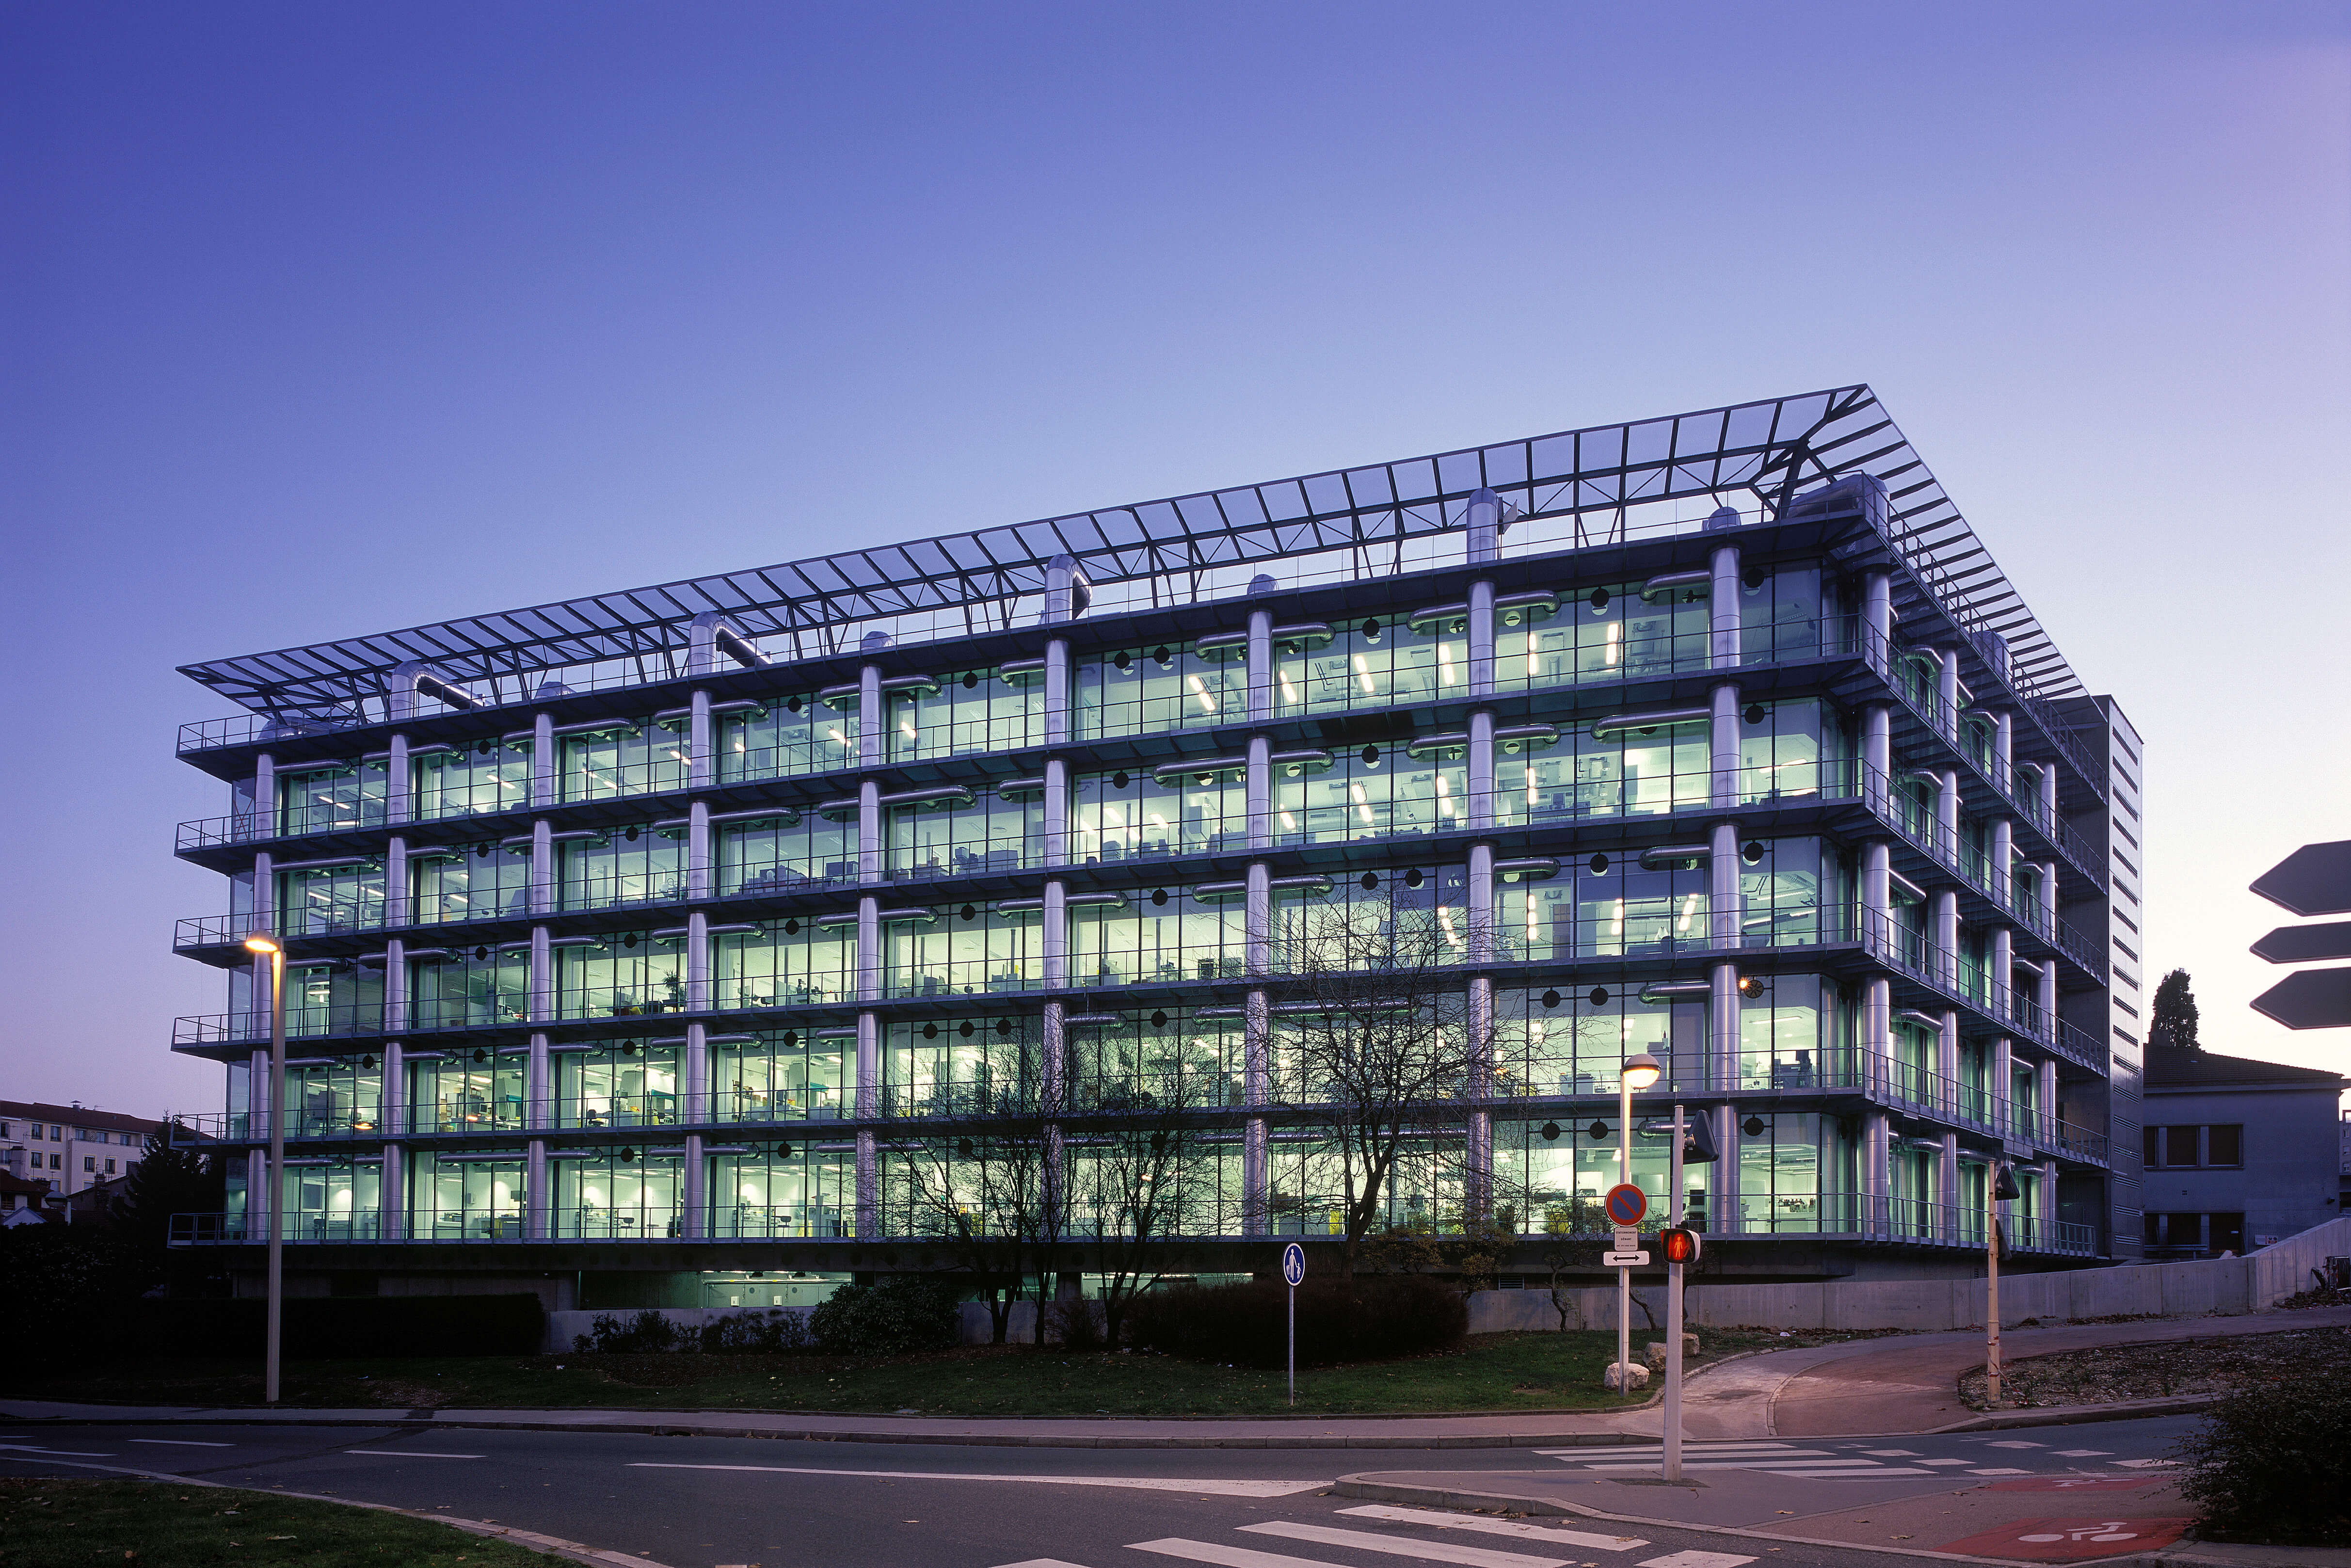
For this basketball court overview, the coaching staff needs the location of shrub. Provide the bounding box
[1127,1275,1466,1367]
[697,1310,815,1355]
[2179,1383,2351,1546]
[808,1276,961,1356]
[573,1309,682,1355]
[1043,1296,1103,1350]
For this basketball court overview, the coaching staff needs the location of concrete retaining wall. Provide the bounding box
[539,1219,2351,1352]
[1467,1217,2351,1335]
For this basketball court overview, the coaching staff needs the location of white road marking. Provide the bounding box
[1859,1449,1918,1457]
[1540,1443,1809,1455]
[626,1463,1323,1497]
[1244,1520,1567,1567]
[1763,1469,1934,1479]
[1968,1468,2033,1476]
[2112,1458,2176,1469]
[1916,1458,1973,1467]
[2054,1449,2112,1457]
[131,1440,234,1448]
[1128,1540,1343,1568]
[993,1561,1097,1568]
[1984,1440,2046,1449]
[1584,1458,1884,1472]
[344,1449,484,1459]
[0,1445,113,1457]
[1337,1505,1646,1551]
[1635,1553,1755,1568]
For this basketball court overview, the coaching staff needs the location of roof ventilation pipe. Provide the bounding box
[1466,486,1503,564]
[1703,504,1743,532]
[1247,572,1279,597]
[387,660,481,721]
[689,612,767,677]
[1043,554,1092,624]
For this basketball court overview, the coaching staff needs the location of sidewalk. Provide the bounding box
[7,1305,2344,1450]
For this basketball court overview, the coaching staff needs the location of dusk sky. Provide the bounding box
[5,3,2346,1121]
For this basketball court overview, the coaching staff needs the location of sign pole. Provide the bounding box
[1281,1242,1304,1408]
[1664,1103,1685,1481]
[1617,1071,1632,1399]
[1986,1170,2000,1408]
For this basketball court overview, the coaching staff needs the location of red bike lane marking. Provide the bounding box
[1983,1478,2169,1493]
[1940,1517,2193,1561]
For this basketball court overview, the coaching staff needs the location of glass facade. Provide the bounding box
[176,441,2118,1276]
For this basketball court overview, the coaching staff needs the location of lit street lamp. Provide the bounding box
[1615,1050,1662,1396]
[244,930,287,1405]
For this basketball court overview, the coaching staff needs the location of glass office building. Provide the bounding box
[165,386,2140,1302]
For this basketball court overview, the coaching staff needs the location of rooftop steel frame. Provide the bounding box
[178,384,2085,720]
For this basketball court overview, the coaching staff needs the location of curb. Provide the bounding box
[0,1410,1664,1450]
[1932,1394,2226,1433]
[0,1456,672,1568]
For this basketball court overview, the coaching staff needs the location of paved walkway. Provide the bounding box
[7,1305,2344,1449]
[1761,1304,2351,1438]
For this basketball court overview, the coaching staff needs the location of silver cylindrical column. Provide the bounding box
[1992,710,2015,796]
[1466,711,1495,830]
[527,1139,548,1240]
[529,818,553,916]
[1861,572,1892,675]
[1940,1131,1961,1242]
[857,665,883,769]
[1861,841,1892,955]
[1710,542,1741,670]
[1862,704,1892,815]
[1710,960,1740,1096]
[1466,972,1492,1219]
[1992,1036,2014,1139]
[1247,608,1274,724]
[1709,820,1741,950]
[1247,735,1271,851]
[1710,682,1741,809]
[686,912,710,1015]
[532,713,556,809]
[1467,578,1495,697]
[1244,989,1269,1236]
[387,734,411,826]
[2037,1058,2060,1145]
[1245,863,1271,977]
[1042,880,1067,988]
[1864,1110,1891,1238]
[1044,636,1071,748]
[529,926,553,1024]
[384,838,409,929]
[1989,817,2015,912]
[1466,486,1502,565]
[1988,925,2015,1031]
[689,689,713,791]
[1938,1007,1961,1118]
[856,896,879,1004]
[1042,758,1068,869]
[858,780,882,885]
[1935,769,1961,863]
[528,1032,551,1130]
[683,1132,706,1240]
[688,800,712,901]
[1932,888,1960,991]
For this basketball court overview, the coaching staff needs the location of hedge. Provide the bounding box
[1127,1275,1466,1367]
[2179,1383,2351,1546]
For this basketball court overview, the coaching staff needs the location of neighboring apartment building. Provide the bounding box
[0,1102,159,1206]
[161,386,2137,1309]
[2140,1037,2345,1259]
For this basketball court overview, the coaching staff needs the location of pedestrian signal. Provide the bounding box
[1682,1116,1719,1164]
[1661,1226,1702,1264]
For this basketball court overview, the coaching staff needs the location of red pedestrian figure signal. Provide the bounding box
[1661,1226,1701,1264]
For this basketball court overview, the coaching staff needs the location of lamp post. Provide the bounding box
[1616,1050,1662,1397]
[1986,1161,2019,1407]
[244,931,287,1405]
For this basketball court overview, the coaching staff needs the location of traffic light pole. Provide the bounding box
[1664,1103,1685,1482]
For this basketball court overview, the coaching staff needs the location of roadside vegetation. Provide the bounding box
[0,1327,1854,1418]
[1958,1326,2351,1409]
[0,1479,552,1568]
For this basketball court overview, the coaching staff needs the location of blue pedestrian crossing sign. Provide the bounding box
[1281,1242,1306,1287]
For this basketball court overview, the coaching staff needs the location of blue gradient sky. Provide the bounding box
[5,3,2346,1120]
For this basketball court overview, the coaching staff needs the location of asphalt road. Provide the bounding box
[0,1415,2199,1568]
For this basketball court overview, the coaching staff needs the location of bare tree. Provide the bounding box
[1272,893,1485,1277]
[1059,1020,1222,1348]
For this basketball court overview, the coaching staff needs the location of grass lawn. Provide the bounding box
[0,1326,1883,1418]
[0,1479,553,1568]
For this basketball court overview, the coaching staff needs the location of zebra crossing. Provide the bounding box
[991,1504,1751,1568]
[1535,1438,2143,1481]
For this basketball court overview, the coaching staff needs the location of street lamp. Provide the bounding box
[1615,1051,1662,1397]
[244,931,286,1405]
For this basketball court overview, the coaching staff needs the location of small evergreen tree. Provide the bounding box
[111,1122,224,1253]
[2148,969,2201,1053]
